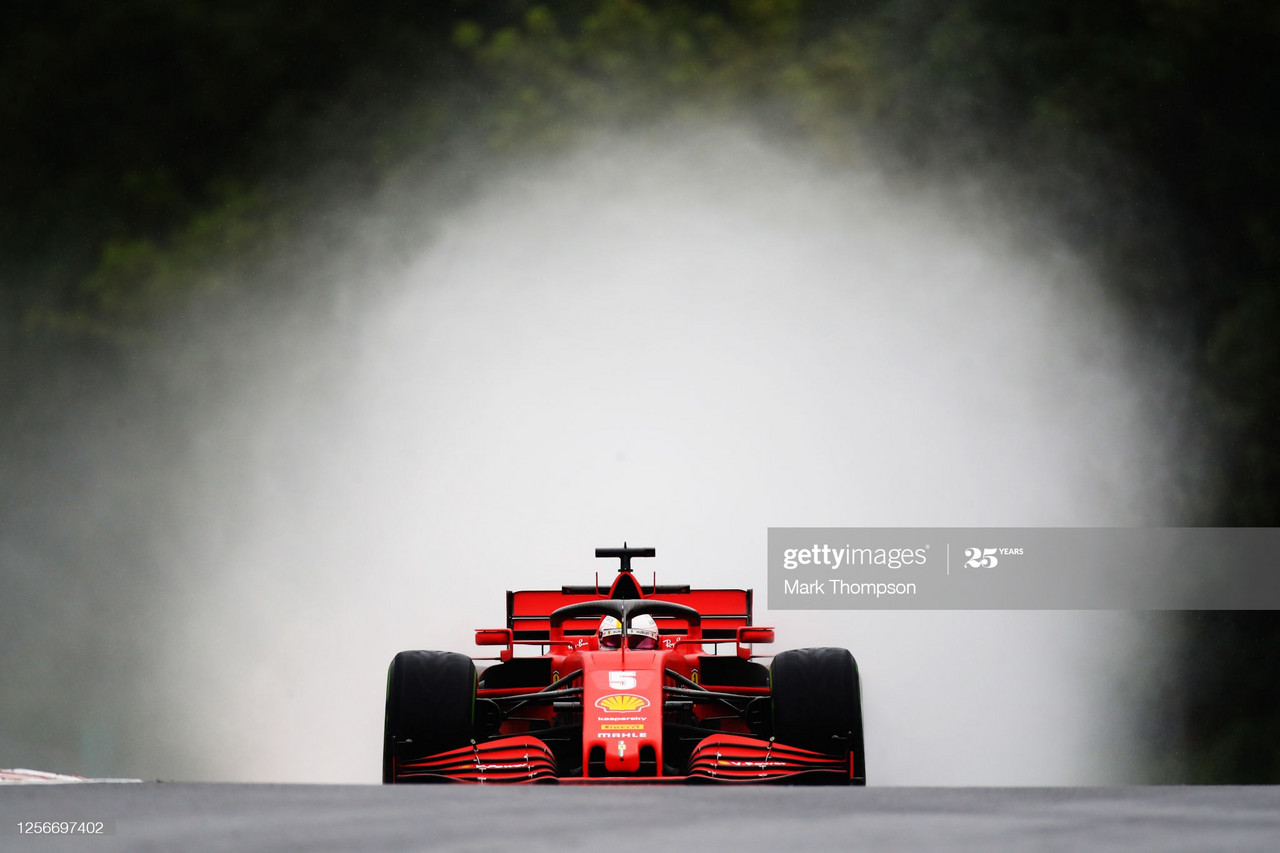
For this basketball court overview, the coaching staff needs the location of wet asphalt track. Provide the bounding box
[3,784,1279,852]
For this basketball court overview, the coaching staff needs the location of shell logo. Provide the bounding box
[595,694,650,712]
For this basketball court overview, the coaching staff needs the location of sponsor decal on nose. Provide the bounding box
[596,694,649,712]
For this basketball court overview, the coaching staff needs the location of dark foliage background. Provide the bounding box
[2,0,1276,781]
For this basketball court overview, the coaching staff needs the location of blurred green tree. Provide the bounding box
[1,0,1277,781]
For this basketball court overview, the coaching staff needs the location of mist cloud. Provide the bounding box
[3,126,1193,783]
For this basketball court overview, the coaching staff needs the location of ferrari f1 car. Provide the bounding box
[383,546,865,784]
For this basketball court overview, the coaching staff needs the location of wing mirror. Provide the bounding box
[475,628,514,661]
[475,628,513,645]
[736,626,774,657]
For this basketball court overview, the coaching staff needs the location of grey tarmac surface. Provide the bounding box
[2,784,1279,852]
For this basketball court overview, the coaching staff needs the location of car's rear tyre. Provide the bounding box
[771,647,866,785]
[383,650,476,784]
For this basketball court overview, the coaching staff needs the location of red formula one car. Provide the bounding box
[383,546,865,784]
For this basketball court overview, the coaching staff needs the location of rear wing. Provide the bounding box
[507,586,754,642]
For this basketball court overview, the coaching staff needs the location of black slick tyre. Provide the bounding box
[383,650,476,784]
[771,646,866,785]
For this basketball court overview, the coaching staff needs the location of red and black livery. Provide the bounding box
[383,546,866,784]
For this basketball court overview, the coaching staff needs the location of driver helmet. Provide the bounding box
[596,614,661,650]
[598,616,624,649]
[628,614,660,650]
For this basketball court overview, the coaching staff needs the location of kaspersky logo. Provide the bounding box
[595,694,649,712]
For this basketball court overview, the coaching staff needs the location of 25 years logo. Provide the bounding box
[964,547,999,568]
[963,547,1024,568]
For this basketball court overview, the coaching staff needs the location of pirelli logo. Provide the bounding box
[600,723,645,731]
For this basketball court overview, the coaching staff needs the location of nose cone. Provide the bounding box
[582,650,663,775]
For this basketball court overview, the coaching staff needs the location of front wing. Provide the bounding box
[392,733,853,784]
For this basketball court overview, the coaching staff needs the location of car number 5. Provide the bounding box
[608,670,637,689]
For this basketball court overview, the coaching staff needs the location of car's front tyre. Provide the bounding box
[770,647,866,784]
[383,650,476,783]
